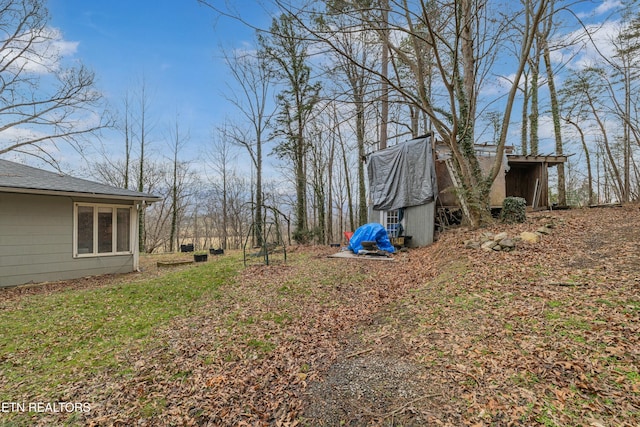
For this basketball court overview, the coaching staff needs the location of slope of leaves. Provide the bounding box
[304,205,640,426]
[1,205,638,426]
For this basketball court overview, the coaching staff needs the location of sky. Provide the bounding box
[46,0,273,171]
[13,0,629,178]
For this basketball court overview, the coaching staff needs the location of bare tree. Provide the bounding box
[0,0,108,163]
[135,77,155,252]
[279,0,548,227]
[221,48,275,247]
[541,0,567,205]
[167,116,190,252]
[207,127,238,250]
[260,13,321,242]
[316,5,378,227]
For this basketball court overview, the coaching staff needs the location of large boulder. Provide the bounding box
[520,231,540,243]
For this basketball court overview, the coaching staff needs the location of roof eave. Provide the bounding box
[507,154,567,165]
[0,186,162,202]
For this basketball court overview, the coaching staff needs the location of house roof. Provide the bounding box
[0,159,161,202]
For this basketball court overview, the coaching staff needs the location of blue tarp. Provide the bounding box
[348,223,395,254]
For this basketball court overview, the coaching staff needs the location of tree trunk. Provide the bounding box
[566,118,593,205]
[529,53,540,155]
[521,75,529,156]
[379,0,389,150]
[543,43,566,205]
[356,91,368,227]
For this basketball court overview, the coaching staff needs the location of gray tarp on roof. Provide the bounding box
[367,135,437,211]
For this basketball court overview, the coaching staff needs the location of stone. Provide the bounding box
[480,232,493,242]
[464,240,481,249]
[481,240,498,251]
[536,227,550,235]
[520,231,540,243]
[493,232,509,242]
[499,238,515,249]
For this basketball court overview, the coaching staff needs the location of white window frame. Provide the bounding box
[73,203,134,257]
[382,209,401,237]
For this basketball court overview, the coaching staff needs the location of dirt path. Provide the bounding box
[301,205,640,426]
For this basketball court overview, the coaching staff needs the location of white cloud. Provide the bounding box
[2,26,79,75]
[576,0,623,19]
[594,0,623,16]
[552,20,623,71]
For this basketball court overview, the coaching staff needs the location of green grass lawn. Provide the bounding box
[0,255,239,405]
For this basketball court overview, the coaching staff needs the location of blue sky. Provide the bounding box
[47,0,272,168]
[37,0,627,177]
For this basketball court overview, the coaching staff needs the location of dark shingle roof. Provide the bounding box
[0,159,161,201]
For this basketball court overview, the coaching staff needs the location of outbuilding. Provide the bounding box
[366,136,567,248]
[0,159,161,287]
[367,134,438,247]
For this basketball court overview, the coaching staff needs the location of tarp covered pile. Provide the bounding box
[348,223,395,254]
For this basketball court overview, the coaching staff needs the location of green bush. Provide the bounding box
[501,196,527,223]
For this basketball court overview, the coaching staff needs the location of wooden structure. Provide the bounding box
[435,144,567,210]
[505,154,567,209]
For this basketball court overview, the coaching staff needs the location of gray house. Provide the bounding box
[0,159,161,288]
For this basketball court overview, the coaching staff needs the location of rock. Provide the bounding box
[481,240,498,251]
[536,227,550,235]
[464,240,481,249]
[480,232,493,242]
[499,238,515,249]
[520,231,540,243]
[493,232,509,242]
[492,244,502,251]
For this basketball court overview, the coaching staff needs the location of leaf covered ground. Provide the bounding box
[1,205,639,426]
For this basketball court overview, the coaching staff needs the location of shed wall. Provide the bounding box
[0,192,135,287]
[403,202,435,247]
[369,201,435,248]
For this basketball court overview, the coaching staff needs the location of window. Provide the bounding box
[77,206,94,254]
[385,209,400,237]
[117,208,130,252]
[74,204,133,257]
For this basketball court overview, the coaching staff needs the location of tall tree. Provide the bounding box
[609,12,640,202]
[136,77,153,252]
[0,0,108,163]
[167,116,189,252]
[260,13,321,242]
[540,0,566,205]
[565,68,624,201]
[316,3,377,227]
[379,0,389,149]
[222,48,275,247]
[207,128,237,250]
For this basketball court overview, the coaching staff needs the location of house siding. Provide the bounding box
[0,192,135,288]
[403,202,435,247]
[368,201,435,248]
